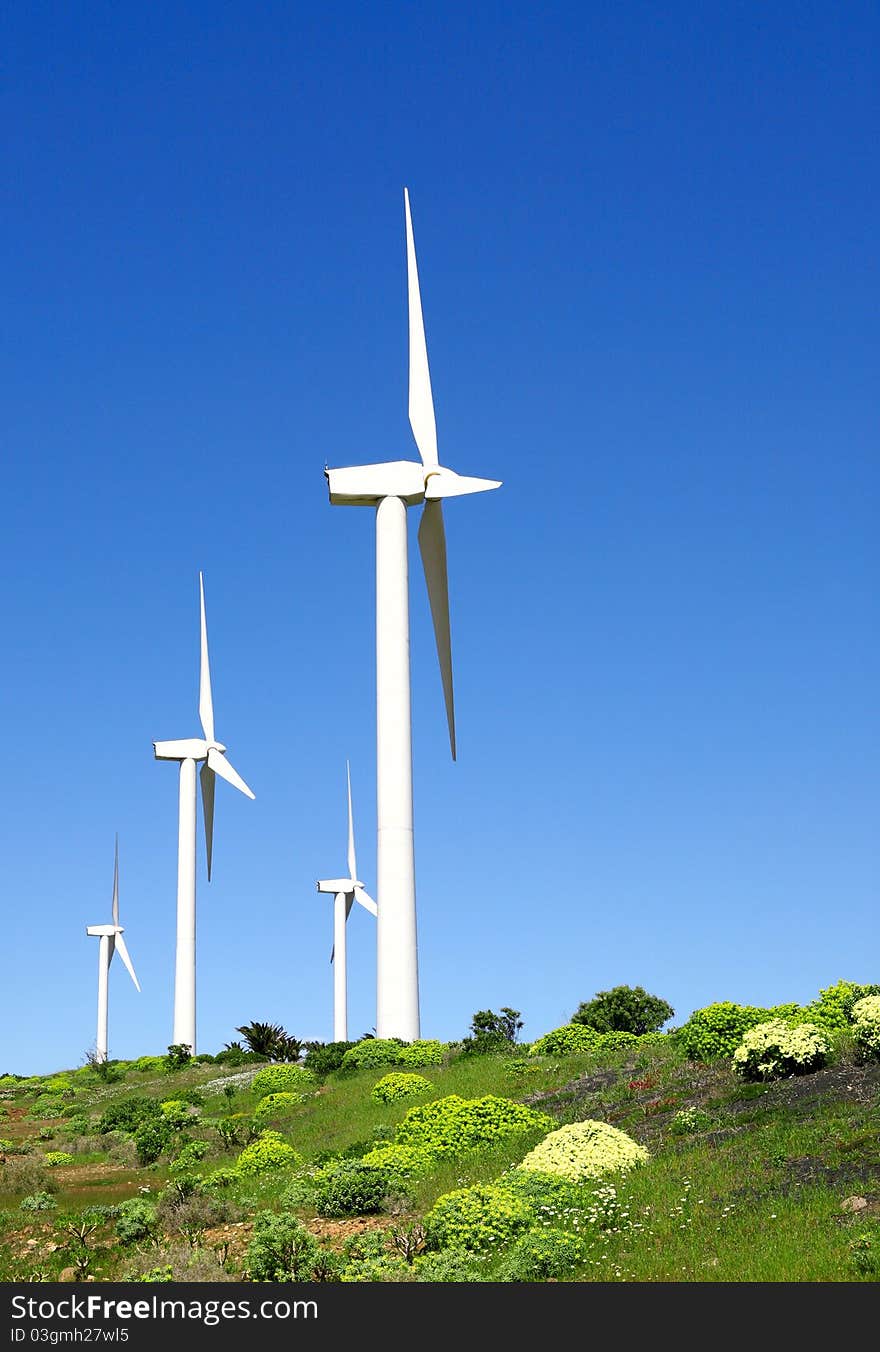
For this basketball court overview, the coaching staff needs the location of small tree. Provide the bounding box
[572,986,673,1036]
[461,1007,524,1055]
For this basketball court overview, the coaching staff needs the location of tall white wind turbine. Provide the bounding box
[316,762,378,1041]
[325,189,501,1039]
[85,836,140,1064]
[154,572,255,1054]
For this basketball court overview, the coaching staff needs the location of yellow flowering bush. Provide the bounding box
[43,1151,75,1167]
[394,1095,553,1158]
[731,1020,830,1081]
[359,1142,434,1178]
[397,1041,444,1067]
[424,1183,533,1253]
[851,996,880,1059]
[251,1065,316,1097]
[371,1073,432,1104]
[253,1091,306,1122]
[528,1024,601,1057]
[518,1120,649,1181]
[235,1130,302,1176]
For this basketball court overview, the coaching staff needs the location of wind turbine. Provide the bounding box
[316,762,377,1041]
[325,189,501,1039]
[153,572,255,1054]
[85,836,140,1064]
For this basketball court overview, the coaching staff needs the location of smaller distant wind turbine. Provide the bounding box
[154,572,254,1054]
[85,836,140,1064]
[316,762,377,1041]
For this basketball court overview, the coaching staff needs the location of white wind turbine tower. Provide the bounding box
[316,762,378,1041]
[154,572,255,1054]
[325,189,501,1039]
[85,836,140,1064]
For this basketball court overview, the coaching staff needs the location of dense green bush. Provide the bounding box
[41,1076,74,1096]
[253,1091,306,1122]
[572,985,674,1035]
[502,1170,621,1234]
[424,1183,532,1253]
[115,1199,157,1245]
[213,1047,266,1067]
[339,1039,406,1071]
[496,1227,588,1281]
[19,1191,57,1211]
[28,1097,66,1119]
[415,1248,489,1282]
[518,1120,649,1181]
[394,1095,553,1158]
[133,1120,173,1165]
[246,1211,322,1281]
[97,1097,162,1136]
[460,1009,523,1056]
[397,1041,445,1067]
[732,1021,831,1081]
[851,996,880,1059]
[132,1057,165,1074]
[235,1130,302,1176]
[312,1160,392,1217]
[529,1023,601,1057]
[804,981,880,1032]
[371,1073,432,1104]
[678,1002,775,1061]
[159,1101,194,1130]
[359,1142,434,1180]
[250,1065,316,1097]
[303,1042,357,1076]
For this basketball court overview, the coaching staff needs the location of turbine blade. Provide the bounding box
[418,498,456,759]
[354,885,378,917]
[405,188,438,468]
[207,746,255,800]
[346,761,357,882]
[111,834,119,927]
[200,762,215,881]
[199,572,215,744]
[114,933,141,992]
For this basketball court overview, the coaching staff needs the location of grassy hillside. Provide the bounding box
[1,1012,879,1283]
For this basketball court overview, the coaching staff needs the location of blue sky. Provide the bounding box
[1,3,877,1073]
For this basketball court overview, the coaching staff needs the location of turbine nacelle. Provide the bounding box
[86,924,122,937]
[153,738,226,761]
[317,877,362,895]
[325,460,500,507]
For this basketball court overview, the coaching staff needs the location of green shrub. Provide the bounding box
[340,1039,406,1071]
[415,1248,489,1281]
[115,1199,157,1245]
[678,1002,774,1061]
[669,1107,713,1135]
[359,1143,434,1180]
[596,1031,639,1052]
[202,1166,240,1190]
[41,1076,74,1096]
[43,1151,74,1167]
[159,1100,194,1130]
[172,1139,211,1168]
[253,1092,306,1123]
[133,1056,165,1074]
[19,1191,57,1211]
[424,1182,532,1253]
[0,1137,15,1152]
[28,1097,66,1119]
[250,1065,316,1097]
[397,1040,445,1067]
[246,1211,321,1281]
[851,996,880,1060]
[97,1097,162,1136]
[394,1095,553,1158]
[802,980,880,1032]
[213,1047,266,1067]
[732,1021,831,1081]
[518,1120,649,1181]
[572,985,674,1035]
[235,1131,302,1176]
[164,1044,193,1071]
[303,1042,357,1076]
[371,1073,432,1104]
[529,1024,601,1057]
[133,1120,173,1165]
[496,1227,588,1281]
[312,1160,393,1217]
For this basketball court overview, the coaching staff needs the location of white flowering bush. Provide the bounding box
[517,1120,649,1181]
[851,996,880,1060]
[731,1020,830,1082]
